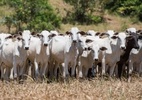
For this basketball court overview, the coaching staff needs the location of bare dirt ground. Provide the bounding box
[0,77,142,100]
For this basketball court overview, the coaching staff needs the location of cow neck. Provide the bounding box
[110,38,121,52]
[67,35,78,52]
[102,37,112,54]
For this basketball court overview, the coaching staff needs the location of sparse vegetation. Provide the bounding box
[0,77,142,99]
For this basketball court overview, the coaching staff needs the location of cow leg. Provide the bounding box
[62,62,66,80]
[71,62,76,77]
[101,57,106,76]
[78,64,83,78]
[92,64,95,77]
[42,63,48,79]
[9,67,14,80]
[84,68,88,78]
[1,65,4,81]
[64,60,69,77]
[48,60,54,79]
[13,57,18,79]
[34,60,39,80]
[114,64,118,77]
[128,60,133,82]
[54,63,59,78]
[118,61,123,80]
[139,62,142,77]
[109,63,116,77]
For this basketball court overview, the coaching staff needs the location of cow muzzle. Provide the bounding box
[44,43,48,46]
[73,40,77,43]
[94,59,98,61]
[134,46,139,50]
[25,47,29,50]
[121,46,126,50]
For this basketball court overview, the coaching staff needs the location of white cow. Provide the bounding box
[49,27,80,79]
[0,32,28,81]
[22,30,51,80]
[104,30,127,76]
[78,35,108,78]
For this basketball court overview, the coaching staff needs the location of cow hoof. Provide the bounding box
[19,79,24,84]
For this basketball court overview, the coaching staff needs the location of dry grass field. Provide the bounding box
[0,77,142,100]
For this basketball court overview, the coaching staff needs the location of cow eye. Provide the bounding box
[139,36,142,39]
[79,40,82,42]
[86,39,93,43]
[100,47,107,51]
[111,36,118,39]
[88,47,92,50]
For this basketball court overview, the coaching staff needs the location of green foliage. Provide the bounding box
[3,0,61,32]
[105,0,142,22]
[63,0,103,24]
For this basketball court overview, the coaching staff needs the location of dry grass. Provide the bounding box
[59,14,142,33]
[0,77,142,100]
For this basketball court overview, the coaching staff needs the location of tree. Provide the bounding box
[4,16,13,33]
[105,0,142,21]
[63,0,103,24]
[5,0,61,32]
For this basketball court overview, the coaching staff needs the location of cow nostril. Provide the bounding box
[25,47,29,50]
[95,59,98,61]
[88,47,91,50]
[84,48,87,51]
[44,44,48,46]
[135,46,139,50]
[73,40,77,43]
[121,47,125,50]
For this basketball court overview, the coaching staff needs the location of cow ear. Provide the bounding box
[111,35,118,39]
[100,47,107,51]
[49,34,56,38]
[95,32,100,36]
[100,33,109,38]
[59,33,64,36]
[126,29,129,33]
[126,35,133,40]
[31,32,36,35]
[78,31,86,36]
[66,31,72,35]
[137,30,142,35]
[138,35,142,39]
[86,39,93,43]
[137,30,141,33]
[18,31,22,35]
[17,37,22,41]
[37,34,43,37]
[5,35,13,39]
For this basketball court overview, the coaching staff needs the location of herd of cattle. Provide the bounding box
[0,27,142,83]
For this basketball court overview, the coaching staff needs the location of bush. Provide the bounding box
[4,0,61,32]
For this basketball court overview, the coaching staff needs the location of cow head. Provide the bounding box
[37,30,51,47]
[18,30,33,50]
[85,36,107,61]
[126,32,139,50]
[126,28,137,34]
[66,27,80,43]
[117,32,127,50]
[0,33,13,47]
[50,30,59,36]
[137,30,142,40]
